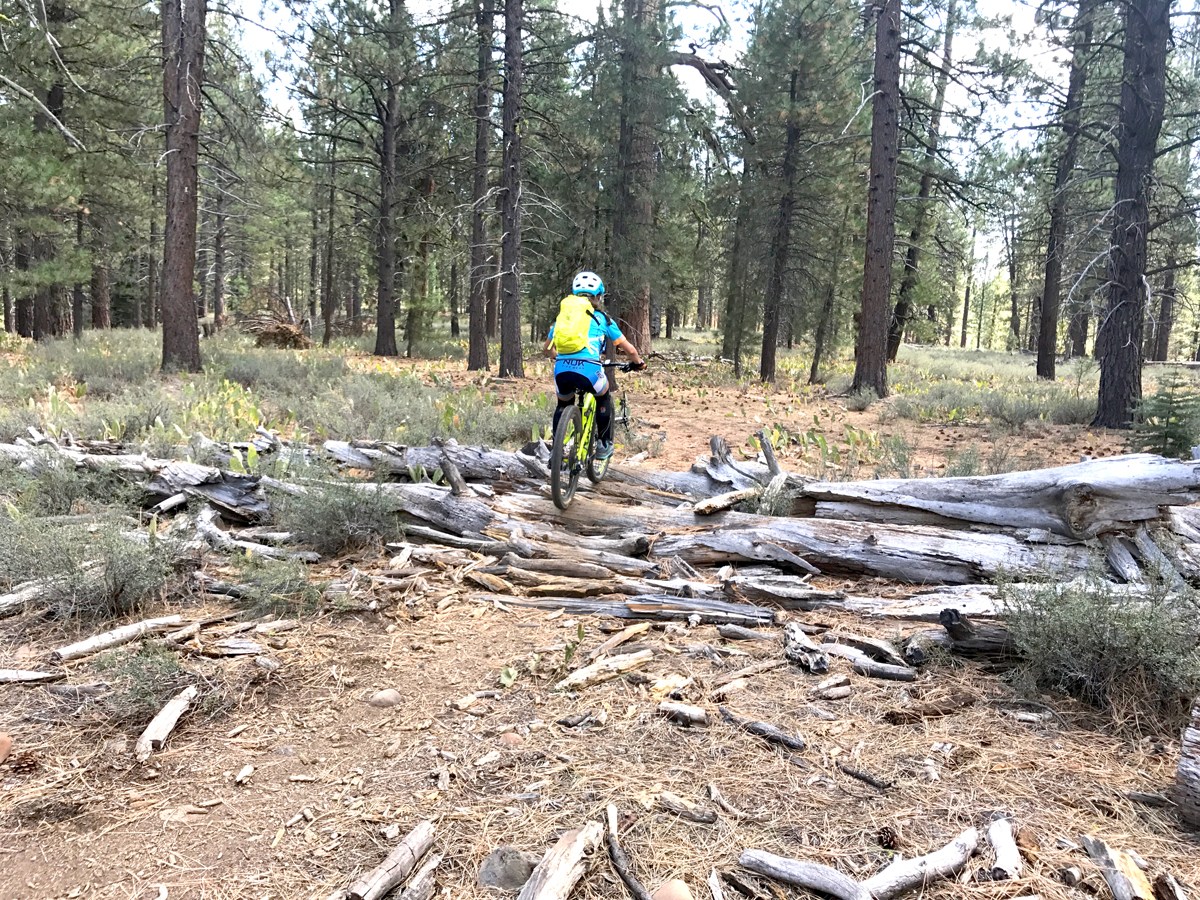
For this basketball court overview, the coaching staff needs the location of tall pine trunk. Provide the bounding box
[1093,0,1170,428]
[72,209,85,339]
[373,0,404,357]
[1037,0,1094,379]
[959,227,976,348]
[887,0,956,361]
[1151,264,1176,361]
[467,0,494,371]
[721,148,753,368]
[213,193,226,330]
[810,204,852,384]
[760,54,801,383]
[498,0,524,377]
[321,136,337,347]
[161,0,206,372]
[852,0,901,398]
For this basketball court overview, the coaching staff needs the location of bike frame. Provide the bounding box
[576,392,597,467]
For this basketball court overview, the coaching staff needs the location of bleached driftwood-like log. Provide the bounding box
[821,632,906,668]
[713,659,786,687]
[719,706,806,752]
[0,580,56,618]
[822,643,916,682]
[347,820,436,900]
[716,624,775,642]
[883,691,976,725]
[783,622,829,673]
[708,868,726,900]
[801,454,1200,538]
[1081,835,1154,900]
[860,827,979,899]
[694,488,761,516]
[985,818,1022,881]
[554,649,653,692]
[196,507,319,562]
[658,702,709,727]
[0,669,64,684]
[397,853,442,900]
[490,594,777,628]
[51,614,184,662]
[134,685,199,762]
[811,675,852,701]
[585,621,651,661]
[1153,874,1189,900]
[1176,700,1200,828]
[739,851,869,900]
[723,575,845,609]
[516,820,604,900]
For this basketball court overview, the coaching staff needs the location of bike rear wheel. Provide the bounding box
[586,442,610,483]
[550,404,583,510]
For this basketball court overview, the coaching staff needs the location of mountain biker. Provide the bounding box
[543,271,645,460]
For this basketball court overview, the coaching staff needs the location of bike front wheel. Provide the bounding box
[550,404,583,510]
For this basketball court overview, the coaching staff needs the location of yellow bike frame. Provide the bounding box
[577,393,597,465]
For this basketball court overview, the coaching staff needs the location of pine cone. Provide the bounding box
[7,751,38,775]
[877,825,900,850]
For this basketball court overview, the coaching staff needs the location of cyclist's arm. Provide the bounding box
[543,337,556,359]
[612,336,644,366]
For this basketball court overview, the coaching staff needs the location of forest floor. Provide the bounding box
[0,331,1193,900]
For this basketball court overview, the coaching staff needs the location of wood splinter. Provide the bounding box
[719,705,806,753]
[517,820,604,900]
[658,701,709,727]
[659,791,718,824]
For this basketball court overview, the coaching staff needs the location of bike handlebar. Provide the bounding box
[600,360,644,372]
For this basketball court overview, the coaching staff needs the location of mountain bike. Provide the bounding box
[550,361,636,510]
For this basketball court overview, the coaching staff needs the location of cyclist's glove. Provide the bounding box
[630,360,647,371]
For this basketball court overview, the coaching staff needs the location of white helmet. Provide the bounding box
[572,271,605,297]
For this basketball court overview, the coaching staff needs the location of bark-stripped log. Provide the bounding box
[134,685,199,761]
[347,820,436,900]
[51,615,184,662]
[985,818,1022,880]
[554,650,653,692]
[516,821,604,900]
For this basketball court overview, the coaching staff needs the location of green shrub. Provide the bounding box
[874,434,915,478]
[275,479,403,556]
[943,446,981,477]
[999,576,1200,720]
[845,389,875,412]
[1132,374,1200,459]
[227,555,323,617]
[94,642,188,725]
[2,456,142,516]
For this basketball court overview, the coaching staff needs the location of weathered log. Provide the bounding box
[719,706,806,752]
[707,783,758,821]
[491,594,777,627]
[985,818,1022,881]
[1175,699,1200,828]
[586,622,652,661]
[398,853,442,900]
[707,869,726,900]
[1081,835,1154,900]
[1154,874,1190,900]
[738,851,869,900]
[516,820,604,900]
[134,685,199,762]
[0,669,64,684]
[713,659,786,688]
[937,609,1014,658]
[783,622,829,674]
[659,791,717,824]
[883,691,977,725]
[51,614,185,662]
[196,507,319,562]
[347,820,436,900]
[811,675,852,701]
[555,649,653,692]
[716,624,775,642]
[821,632,906,668]
[0,579,57,618]
[1131,525,1186,590]
[1102,533,1144,584]
[725,575,845,609]
[860,827,979,899]
[658,702,709,727]
[822,644,916,682]
[802,454,1200,538]
[605,805,654,900]
[694,488,761,516]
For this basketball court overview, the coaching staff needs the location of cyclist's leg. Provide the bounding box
[587,367,614,449]
[553,369,591,432]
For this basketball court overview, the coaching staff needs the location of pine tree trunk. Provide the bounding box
[307,207,318,326]
[73,209,86,340]
[887,0,956,362]
[91,258,111,329]
[449,242,461,339]
[212,191,226,329]
[721,148,753,363]
[1004,214,1021,350]
[760,60,802,383]
[160,0,206,372]
[498,0,524,377]
[851,0,901,398]
[146,182,158,329]
[321,136,337,347]
[1152,265,1176,362]
[1093,0,1170,428]
[486,252,500,338]
[1,230,11,333]
[960,227,976,348]
[373,5,402,358]
[1037,0,1094,378]
[810,205,851,385]
[467,0,494,371]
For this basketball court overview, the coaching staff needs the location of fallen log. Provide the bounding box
[555,649,653,692]
[0,580,56,618]
[658,702,709,727]
[586,622,652,661]
[196,507,319,562]
[1177,699,1200,828]
[738,851,869,900]
[883,691,977,725]
[490,594,777,627]
[134,685,199,762]
[1154,874,1189,900]
[985,818,1022,881]
[716,624,775,642]
[860,828,979,899]
[659,791,718,824]
[516,820,604,900]
[783,622,829,674]
[347,820,436,900]
[719,705,806,752]
[801,454,1200,538]
[398,853,442,900]
[0,669,64,684]
[694,488,761,516]
[1081,835,1154,900]
[822,644,916,682]
[51,614,185,662]
[726,575,845,609]
[821,632,906,668]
